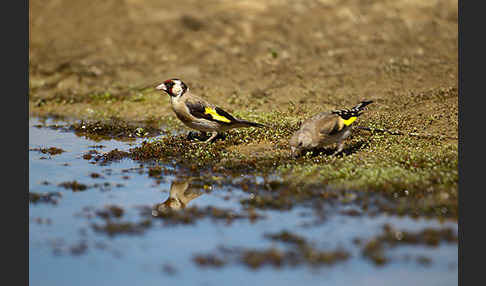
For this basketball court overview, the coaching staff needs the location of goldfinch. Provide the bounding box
[154,178,202,212]
[289,100,373,157]
[156,79,265,143]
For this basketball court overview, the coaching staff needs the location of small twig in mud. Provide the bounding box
[355,126,457,140]
[355,126,403,136]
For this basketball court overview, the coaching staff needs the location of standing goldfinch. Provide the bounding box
[156,79,265,143]
[289,100,373,157]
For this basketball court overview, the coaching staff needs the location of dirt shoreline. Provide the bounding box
[29,0,458,219]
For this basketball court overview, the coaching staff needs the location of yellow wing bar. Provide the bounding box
[204,107,231,123]
[341,116,357,126]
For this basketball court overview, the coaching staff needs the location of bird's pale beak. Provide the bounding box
[290,146,299,158]
[155,83,167,91]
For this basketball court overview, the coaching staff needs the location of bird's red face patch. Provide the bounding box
[157,79,188,97]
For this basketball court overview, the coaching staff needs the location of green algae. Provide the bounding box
[84,107,457,219]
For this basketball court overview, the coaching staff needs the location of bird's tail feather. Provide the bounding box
[236,119,266,128]
[332,100,373,119]
[351,100,373,112]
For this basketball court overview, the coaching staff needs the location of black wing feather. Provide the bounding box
[185,101,210,120]
[185,101,236,125]
[214,107,237,122]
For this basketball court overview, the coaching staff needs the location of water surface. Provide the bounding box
[29,118,457,286]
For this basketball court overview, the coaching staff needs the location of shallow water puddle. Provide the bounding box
[29,118,457,286]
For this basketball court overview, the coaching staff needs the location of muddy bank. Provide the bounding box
[30,0,458,227]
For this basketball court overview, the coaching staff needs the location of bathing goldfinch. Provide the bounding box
[289,100,373,157]
[156,79,265,143]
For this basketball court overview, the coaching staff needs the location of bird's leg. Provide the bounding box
[187,131,202,141]
[332,141,345,156]
[203,131,219,143]
[192,131,219,144]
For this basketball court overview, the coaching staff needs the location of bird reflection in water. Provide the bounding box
[153,178,204,215]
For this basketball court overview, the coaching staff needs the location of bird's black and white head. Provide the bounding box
[155,78,188,98]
